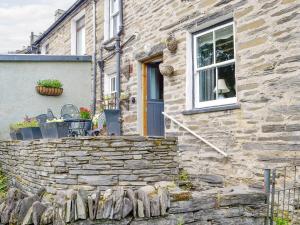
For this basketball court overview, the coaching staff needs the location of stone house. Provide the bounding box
[33,0,300,188]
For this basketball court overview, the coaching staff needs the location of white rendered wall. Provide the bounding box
[0,60,92,139]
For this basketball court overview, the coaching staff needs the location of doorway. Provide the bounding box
[142,58,164,136]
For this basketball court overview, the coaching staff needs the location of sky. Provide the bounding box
[0,0,76,53]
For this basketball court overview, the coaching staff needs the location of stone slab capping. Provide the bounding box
[0,136,179,195]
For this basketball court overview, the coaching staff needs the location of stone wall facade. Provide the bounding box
[0,137,178,195]
[118,0,300,188]
[36,0,300,188]
[39,0,104,56]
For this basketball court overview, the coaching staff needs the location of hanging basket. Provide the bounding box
[166,35,178,54]
[159,64,174,77]
[36,86,63,96]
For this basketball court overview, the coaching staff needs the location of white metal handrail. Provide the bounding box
[162,112,228,157]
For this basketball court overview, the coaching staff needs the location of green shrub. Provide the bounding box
[80,107,91,119]
[10,116,39,131]
[178,169,193,191]
[179,169,190,182]
[274,217,291,225]
[37,79,63,88]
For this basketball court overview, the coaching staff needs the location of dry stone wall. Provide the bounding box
[0,137,178,195]
[0,184,266,225]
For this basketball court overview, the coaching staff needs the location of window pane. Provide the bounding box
[113,14,119,36]
[149,67,163,100]
[111,77,116,93]
[76,28,84,55]
[215,25,234,63]
[76,16,85,30]
[199,68,216,102]
[111,0,119,14]
[216,64,236,99]
[76,16,85,55]
[197,32,214,68]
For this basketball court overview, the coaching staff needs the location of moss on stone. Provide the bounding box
[171,191,192,202]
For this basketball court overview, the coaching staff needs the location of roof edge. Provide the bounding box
[0,54,92,62]
[34,0,87,46]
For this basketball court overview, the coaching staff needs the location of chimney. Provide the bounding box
[55,9,65,21]
[30,32,39,45]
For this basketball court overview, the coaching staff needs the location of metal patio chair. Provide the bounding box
[60,104,80,119]
[47,108,56,120]
[36,114,48,126]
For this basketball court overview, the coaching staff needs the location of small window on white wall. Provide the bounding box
[76,16,85,55]
[104,0,120,40]
[192,22,236,108]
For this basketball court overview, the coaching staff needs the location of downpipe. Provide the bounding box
[92,0,97,115]
[115,0,124,110]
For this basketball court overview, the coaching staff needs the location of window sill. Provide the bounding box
[103,37,116,46]
[182,103,240,115]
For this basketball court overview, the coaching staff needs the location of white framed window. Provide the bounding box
[76,16,85,55]
[104,74,117,95]
[110,75,117,94]
[71,11,86,55]
[104,0,120,40]
[192,22,237,108]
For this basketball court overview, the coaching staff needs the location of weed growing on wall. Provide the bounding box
[178,169,193,191]
[0,167,7,199]
[274,217,291,225]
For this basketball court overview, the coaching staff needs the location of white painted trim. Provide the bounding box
[185,31,193,110]
[71,10,86,55]
[192,22,237,109]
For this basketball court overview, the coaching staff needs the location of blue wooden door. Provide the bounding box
[147,64,164,136]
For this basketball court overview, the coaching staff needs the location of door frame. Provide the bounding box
[141,55,163,136]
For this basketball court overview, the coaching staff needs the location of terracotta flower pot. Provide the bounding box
[36,86,63,96]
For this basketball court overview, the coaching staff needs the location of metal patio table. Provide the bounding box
[64,118,92,137]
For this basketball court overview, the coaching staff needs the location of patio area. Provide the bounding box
[0,54,92,140]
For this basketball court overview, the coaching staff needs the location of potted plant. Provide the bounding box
[36,79,63,96]
[80,107,92,132]
[10,116,42,140]
[104,109,121,136]
[40,118,69,139]
[9,123,23,140]
[120,91,130,110]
